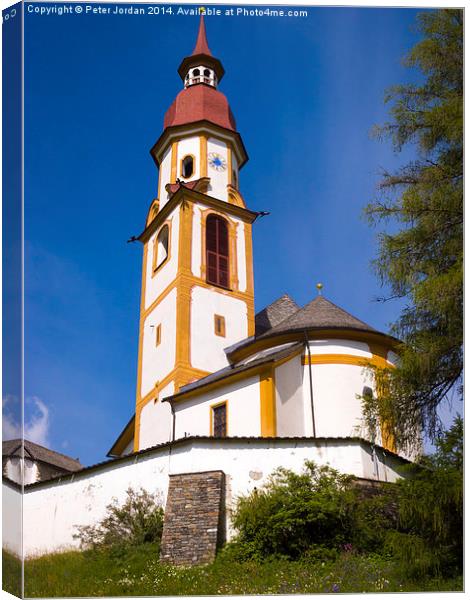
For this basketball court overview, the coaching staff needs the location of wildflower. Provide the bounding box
[332,583,340,592]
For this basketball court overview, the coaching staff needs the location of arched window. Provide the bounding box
[206,215,229,288]
[181,155,194,179]
[193,68,200,76]
[154,224,169,271]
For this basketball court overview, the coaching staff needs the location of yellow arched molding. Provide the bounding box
[209,400,228,436]
[260,368,277,437]
[199,208,239,291]
[151,219,172,277]
[146,199,160,227]
[180,153,196,180]
[170,141,178,183]
[227,185,246,208]
[200,136,208,177]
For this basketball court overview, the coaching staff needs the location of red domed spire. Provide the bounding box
[192,16,212,57]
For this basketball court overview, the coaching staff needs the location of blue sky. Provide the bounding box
[11,2,456,466]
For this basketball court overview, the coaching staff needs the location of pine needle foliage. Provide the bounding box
[385,416,463,577]
[365,9,463,449]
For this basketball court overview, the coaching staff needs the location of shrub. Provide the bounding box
[229,461,401,562]
[230,461,358,560]
[74,487,164,551]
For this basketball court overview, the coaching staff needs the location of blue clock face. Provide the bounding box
[208,152,227,172]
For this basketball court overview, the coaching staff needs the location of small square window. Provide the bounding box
[214,315,226,337]
[155,324,162,346]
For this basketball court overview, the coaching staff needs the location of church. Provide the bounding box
[108,16,403,462]
[4,16,418,564]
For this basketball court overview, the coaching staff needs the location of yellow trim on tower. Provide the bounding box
[170,141,178,183]
[244,222,255,335]
[134,241,149,451]
[227,143,233,186]
[200,135,208,177]
[175,201,194,372]
[260,368,277,437]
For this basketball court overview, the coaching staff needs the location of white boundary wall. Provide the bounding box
[9,438,409,557]
[2,479,22,556]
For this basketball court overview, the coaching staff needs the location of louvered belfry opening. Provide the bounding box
[206,215,229,288]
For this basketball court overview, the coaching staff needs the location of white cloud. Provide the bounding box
[2,395,51,447]
[2,396,21,440]
[25,397,50,447]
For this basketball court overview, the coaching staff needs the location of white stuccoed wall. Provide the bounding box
[190,286,248,372]
[191,205,203,276]
[16,437,408,557]
[144,208,179,309]
[307,363,374,439]
[158,145,172,207]
[236,221,247,292]
[139,381,175,450]
[2,480,22,556]
[176,136,200,182]
[141,288,177,397]
[275,355,305,436]
[207,137,229,201]
[173,375,261,438]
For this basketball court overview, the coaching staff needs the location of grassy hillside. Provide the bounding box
[11,546,462,597]
[2,549,22,597]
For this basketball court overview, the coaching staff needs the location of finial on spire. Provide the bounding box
[192,15,212,57]
[316,283,324,295]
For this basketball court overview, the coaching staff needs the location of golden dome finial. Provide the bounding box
[316,282,324,295]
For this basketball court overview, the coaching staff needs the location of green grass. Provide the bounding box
[16,545,463,597]
[2,549,22,598]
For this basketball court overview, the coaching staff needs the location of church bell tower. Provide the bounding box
[133,17,257,451]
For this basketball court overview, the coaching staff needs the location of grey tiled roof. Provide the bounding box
[255,294,300,335]
[259,295,377,337]
[3,439,83,472]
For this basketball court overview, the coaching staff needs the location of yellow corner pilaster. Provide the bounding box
[200,135,208,177]
[260,369,277,437]
[170,142,178,183]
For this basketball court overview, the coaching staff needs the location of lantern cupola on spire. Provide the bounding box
[178,16,225,88]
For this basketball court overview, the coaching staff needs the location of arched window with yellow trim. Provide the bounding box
[181,155,194,179]
[206,214,229,288]
[153,224,169,271]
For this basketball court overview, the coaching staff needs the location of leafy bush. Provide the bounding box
[228,460,401,562]
[229,461,358,560]
[74,487,164,552]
